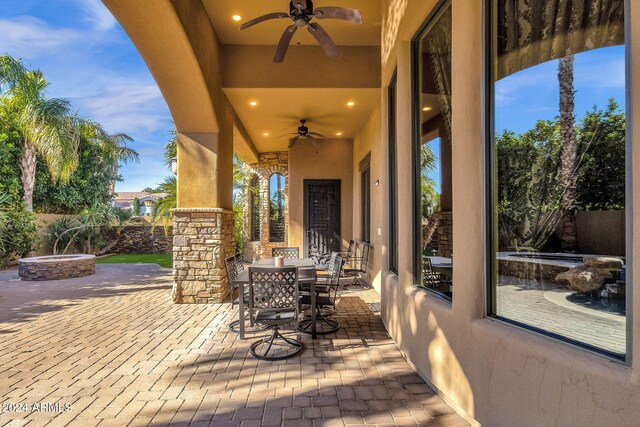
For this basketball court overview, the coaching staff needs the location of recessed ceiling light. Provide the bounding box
[263,132,270,136]
[422,106,433,112]
[336,132,343,136]
[232,14,242,22]
[249,101,258,107]
[346,101,355,107]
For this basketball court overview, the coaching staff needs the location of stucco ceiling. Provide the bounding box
[203,0,382,46]
[225,88,380,153]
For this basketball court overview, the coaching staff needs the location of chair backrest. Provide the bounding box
[359,241,371,273]
[248,266,299,311]
[326,252,339,275]
[235,255,246,272]
[346,240,355,259]
[328,255,344,287]
[272,247,300,259]
[225,255,240,282]
[422,257,439,287]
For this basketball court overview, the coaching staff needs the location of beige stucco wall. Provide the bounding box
[288,139,354,255]
[381,0,640,426]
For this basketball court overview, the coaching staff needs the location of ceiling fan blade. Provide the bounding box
[307,23,340,60]
[292,0,307,11]
[308,132,328,139]
[273,25,298,63]
[240,12,289,30]
[314,7,363,24]
[277,132,298,139]
[288,136,300,148]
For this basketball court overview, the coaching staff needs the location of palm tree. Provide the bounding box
[165,126,177,170]
[150,175,176,233]
[558,55,578,251]
[0,55,82,211]
[85,122,139,193]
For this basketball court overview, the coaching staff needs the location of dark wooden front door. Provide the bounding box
[304,180,341,266]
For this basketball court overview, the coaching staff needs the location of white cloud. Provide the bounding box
[77,0,117,31]
[0,16,80,58]
[77,82,169,133]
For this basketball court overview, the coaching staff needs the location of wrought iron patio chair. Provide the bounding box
[225,255,265,334]
[298,254,344,335]
[422,257,452,293]
[344,241,370,287]
[272,247,300,259]
[340,240,355,265]
[248,266,302,360]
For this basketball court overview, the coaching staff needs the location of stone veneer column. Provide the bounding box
[172,208,235,304]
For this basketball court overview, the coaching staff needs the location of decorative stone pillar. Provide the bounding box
[242,151,290,261]
[172,208,235,304]
[435,211,453,257]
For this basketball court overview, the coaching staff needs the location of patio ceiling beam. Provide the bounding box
[221,45,380,89]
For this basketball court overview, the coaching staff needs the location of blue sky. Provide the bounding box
[425,45,626,194]
[0,0,173,192]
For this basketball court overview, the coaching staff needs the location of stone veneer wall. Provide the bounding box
[242,152,289,261]
[172,209,235,304]
[102,226,172,254]
[435,211,453,257]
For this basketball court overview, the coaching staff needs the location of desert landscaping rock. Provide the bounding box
[556,266,605,293]
[583,256,624,270]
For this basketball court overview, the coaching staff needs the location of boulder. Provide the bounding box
[556,266,605,293]
[583,256,624,270]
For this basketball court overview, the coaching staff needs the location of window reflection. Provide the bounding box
[490,0,627,357]
[414,2,453,299]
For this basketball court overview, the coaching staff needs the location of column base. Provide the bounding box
[172,208,235,304]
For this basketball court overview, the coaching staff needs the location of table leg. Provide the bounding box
[310,281,317,339]
[239,282,245,340]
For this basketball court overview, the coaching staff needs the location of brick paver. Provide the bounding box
[0,264,468,426]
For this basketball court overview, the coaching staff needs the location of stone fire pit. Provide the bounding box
[18,254,96,281]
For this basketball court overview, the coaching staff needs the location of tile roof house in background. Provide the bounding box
[113,192,169,216]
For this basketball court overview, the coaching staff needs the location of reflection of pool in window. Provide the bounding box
[489,0,627,358]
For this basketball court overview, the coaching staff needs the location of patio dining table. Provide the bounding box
[426,256,452,279]
[231,258,321,339]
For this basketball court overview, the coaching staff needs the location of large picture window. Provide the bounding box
[389,71,398,274]
[488,0,627,358]
[360,154,371,242]
[413,1,453,300]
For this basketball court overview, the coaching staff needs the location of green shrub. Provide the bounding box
[0,196,38,264]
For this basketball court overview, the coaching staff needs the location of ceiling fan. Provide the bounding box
[280,119,328,148]
[239,0,363,63]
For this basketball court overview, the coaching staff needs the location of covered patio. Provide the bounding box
[0,265,467,426]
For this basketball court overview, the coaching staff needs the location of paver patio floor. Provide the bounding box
[0,264,468,427]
